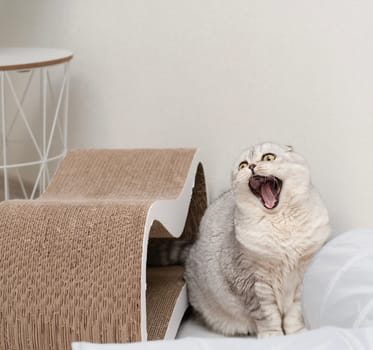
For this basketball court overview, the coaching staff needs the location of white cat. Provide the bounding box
[185,142,330,338]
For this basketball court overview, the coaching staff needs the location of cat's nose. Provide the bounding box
[248,164,256,174]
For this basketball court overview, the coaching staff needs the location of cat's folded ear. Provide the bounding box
[285,145,294,152]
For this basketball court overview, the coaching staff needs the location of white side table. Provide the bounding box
[0,48,73,200]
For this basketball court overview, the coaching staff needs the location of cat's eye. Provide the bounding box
[238,161,248,170]
[262,153,276,162]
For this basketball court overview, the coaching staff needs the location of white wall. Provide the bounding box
[1,0,373,233]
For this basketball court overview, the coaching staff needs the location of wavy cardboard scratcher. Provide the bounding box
[0,149,207,349]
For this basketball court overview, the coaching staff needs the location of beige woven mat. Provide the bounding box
[0,149,207,350]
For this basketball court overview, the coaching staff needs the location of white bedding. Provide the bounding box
[73,229,373,350]
[302,229,373,329]
[72,326,373,350]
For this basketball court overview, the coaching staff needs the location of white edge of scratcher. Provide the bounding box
[140,149,206,341]
[163,284,188,339]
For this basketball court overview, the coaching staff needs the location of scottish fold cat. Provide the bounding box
[184,142,330,338]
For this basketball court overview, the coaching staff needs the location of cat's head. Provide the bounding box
[232,142,311,213]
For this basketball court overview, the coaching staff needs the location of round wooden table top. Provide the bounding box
[0,48,73,71]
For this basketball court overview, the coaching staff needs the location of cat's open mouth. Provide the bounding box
[248,175,283,209]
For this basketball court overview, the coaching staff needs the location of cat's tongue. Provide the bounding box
[261,182,276,209]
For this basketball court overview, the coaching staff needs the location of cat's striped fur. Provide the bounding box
[147,238,191,266]
[184,143,330,337]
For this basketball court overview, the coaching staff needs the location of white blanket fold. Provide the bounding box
[72,326,373,350]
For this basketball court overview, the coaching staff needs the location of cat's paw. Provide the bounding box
[257,330,284,338]
[283,323,306,335]
[283,302,305,335]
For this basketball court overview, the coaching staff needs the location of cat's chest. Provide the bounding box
[236,208,314,254]
[265,208,310,234]
[236,218,309,254]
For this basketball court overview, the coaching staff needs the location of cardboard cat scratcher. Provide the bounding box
[0,148,207,349]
